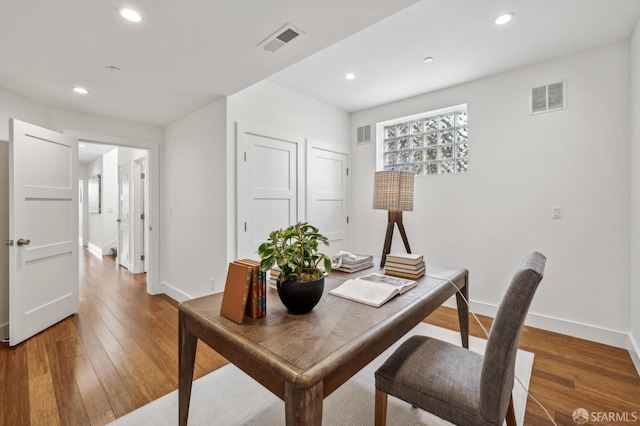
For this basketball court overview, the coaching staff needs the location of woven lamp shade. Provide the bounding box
[372,171,415,212]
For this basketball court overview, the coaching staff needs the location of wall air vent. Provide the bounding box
[258,24,304,53]
[530,79,567,114]
[357,125,372,145]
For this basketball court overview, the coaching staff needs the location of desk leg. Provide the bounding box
[285,381,323,426]
[179,311,198,426]
[455,274,469,349]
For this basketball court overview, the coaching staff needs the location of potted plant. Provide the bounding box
[258,222,332,314]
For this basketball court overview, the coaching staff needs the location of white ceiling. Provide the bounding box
[78,143,116,164]
[2,0,640,127]
[270,0,640,112]
[0,0,418,126]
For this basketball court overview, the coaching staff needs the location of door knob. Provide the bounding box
[116,219,121,223]
[17,239,31,246]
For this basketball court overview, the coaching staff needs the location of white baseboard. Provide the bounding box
[88,241,117,257]
[522,311,630,349]
[161,281,196,303]
[629,333,640,376]
[0,321,8,340]
[443,297,630,349]
[102,239,117,255]
[87,242,102,258]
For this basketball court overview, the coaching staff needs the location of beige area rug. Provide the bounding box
[109,323,534,425]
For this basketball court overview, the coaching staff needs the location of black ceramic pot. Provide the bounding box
[276,276,324,314]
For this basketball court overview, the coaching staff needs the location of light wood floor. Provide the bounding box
[1,249,638,425]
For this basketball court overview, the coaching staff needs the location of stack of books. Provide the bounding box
[220,259,267,324]
[332,254,374,273]
[219,262,252,324]
[268,268,281,289]
[384,253,425,279]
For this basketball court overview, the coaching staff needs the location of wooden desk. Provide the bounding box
[178,264,468,425]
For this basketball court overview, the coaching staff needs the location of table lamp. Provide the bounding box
[372,171,415,267]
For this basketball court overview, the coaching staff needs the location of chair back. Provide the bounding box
[480,252,546,423]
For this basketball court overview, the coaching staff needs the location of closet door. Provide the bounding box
[237,122,302,259]
[307,142,349,254]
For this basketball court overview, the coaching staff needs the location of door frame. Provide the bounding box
[236,122,304,259]
[64,130,160,295]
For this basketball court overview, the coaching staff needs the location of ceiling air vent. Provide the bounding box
[357,125,372,145]
[258,24,304,53]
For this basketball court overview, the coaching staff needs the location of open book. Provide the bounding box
[329,273,417,307]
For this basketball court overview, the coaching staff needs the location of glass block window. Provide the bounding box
[377,105,468,176]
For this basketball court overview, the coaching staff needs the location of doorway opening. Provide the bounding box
[79,143,149,275]
[68,129,159,295]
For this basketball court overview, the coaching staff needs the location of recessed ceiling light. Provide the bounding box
[495,13,514,25]
[105,65,121,73]
[345,73,356,80]
[423,57,434,63]
[72,87,89,95]
[79,144,86,148]
[120,8,142,22]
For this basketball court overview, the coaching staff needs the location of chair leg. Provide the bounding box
[375,388,388,426]
[506,394,517,426]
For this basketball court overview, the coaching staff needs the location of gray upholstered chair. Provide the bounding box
[375,252,546,426]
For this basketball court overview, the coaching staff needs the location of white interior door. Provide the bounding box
[237,123,302,259]
[133,157,147,273]
[9,119,78,346]
[307,143,348,254]
[118,164,130,269]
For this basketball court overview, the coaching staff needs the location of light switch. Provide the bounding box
[552,206,562,219]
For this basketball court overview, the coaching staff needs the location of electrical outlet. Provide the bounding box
[210,278,215,290]
[552,206,562,219]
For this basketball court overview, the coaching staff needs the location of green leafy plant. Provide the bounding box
[258,222,332,282]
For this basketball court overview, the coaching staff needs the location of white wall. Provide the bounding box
[630,18,640,371]
[0,88,162,144]
[0,88,50,141]
[51,109,163,144]
[85,151,120,256]
[118,146,147,165]
[86,157,104,254]
[226,80,351,260]
[161,99,229,300]
[350,41,631,347]
[159,80,350,300]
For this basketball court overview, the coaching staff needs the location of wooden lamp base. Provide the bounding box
[380,210,411,267]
